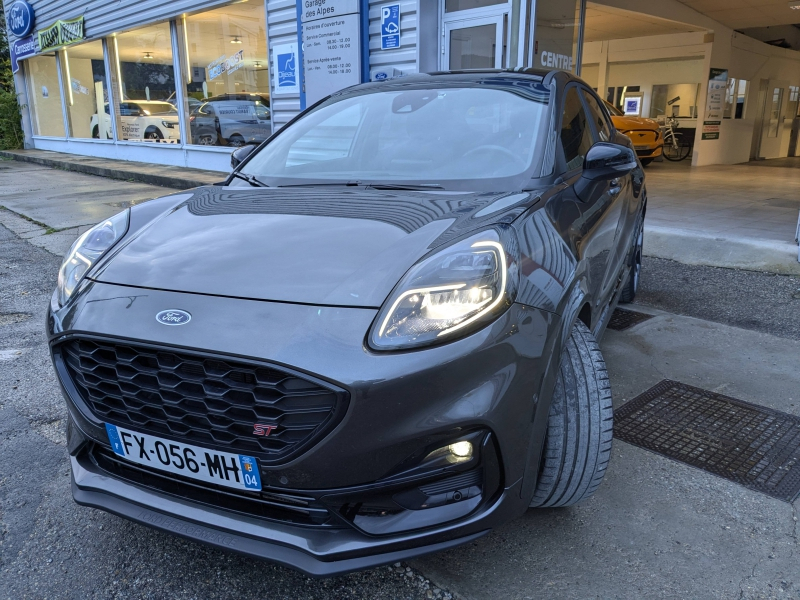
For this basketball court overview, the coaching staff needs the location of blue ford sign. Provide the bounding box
[6,0,35,38]
[155,310,192,326]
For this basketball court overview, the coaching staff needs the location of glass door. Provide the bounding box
[444,15,504,70]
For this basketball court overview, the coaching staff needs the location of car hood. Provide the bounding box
[93,186,537,308]
[611,115,660,131]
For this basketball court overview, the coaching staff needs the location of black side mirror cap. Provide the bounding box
[231,144,257,169]
[582,142,637,181]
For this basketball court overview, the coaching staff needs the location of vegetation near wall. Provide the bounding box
[0,7,25,150]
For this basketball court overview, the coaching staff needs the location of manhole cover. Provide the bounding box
[607,308,655,331]
[615,380,800,503]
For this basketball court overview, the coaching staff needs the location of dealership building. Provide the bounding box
[6,0,800,171]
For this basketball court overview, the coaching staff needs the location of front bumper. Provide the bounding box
[70,444,520,575]
[51,281,558,574]
[635,144,663,159]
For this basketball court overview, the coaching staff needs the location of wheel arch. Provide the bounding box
[519,282,590,504]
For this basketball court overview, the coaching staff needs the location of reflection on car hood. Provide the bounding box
[93,186,539,307]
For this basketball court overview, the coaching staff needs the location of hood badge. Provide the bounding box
[156,309,192,326]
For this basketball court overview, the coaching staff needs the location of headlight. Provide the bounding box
[369,229,518,351]
[56,209,129,307]
[161,120,175,129]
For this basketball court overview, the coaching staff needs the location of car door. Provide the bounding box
[581,87,636,302]
[557,85,626,322]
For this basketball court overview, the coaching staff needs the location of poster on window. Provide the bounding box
[272,43,300,95]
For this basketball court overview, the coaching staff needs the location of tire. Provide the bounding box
[145,129,163,141]
[197,134,216,146]
[663,137,692,161]
[529,321,613,508]
[620,219,643,304]
[640,158,653,167]
[228,134,246,147]
[92,126,100,139]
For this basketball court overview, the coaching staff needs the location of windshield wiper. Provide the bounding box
[367,183,444,191]
[230,172,270,188]
[278,181,362,188]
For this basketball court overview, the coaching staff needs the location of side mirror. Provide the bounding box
[231,144,256,169]
[582,143,637,181]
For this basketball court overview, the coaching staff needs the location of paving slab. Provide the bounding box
[0,159,169,235]
[414,308,800,600]
[0,148,226,190]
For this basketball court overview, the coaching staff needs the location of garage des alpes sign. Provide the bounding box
[38,16,85,52]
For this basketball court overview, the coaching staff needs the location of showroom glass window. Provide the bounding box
[534,0,582,73]
[109,22,179,143]
[724,79,748,120]
[181,3,270,147]
[650,84,700,119]
[25,55,66,137]
[61,40,112,139]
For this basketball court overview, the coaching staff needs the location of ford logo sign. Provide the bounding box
[7,0,35,38]
[156,309,192,326]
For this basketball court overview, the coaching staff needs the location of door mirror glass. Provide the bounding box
[231,144,256,169]
[583,142,636,181]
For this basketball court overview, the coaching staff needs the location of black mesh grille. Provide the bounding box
[61,338,346,463]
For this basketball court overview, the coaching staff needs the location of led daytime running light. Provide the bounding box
[437,241,507,337]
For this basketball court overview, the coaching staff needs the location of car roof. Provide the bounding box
[348,68,588,92]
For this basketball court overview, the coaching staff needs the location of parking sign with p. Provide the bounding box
[381,4,401,50]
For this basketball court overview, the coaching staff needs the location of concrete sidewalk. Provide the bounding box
[0,148,226,190]
[415,306,800,600]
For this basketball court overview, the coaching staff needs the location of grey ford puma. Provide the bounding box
[48,69,645,576]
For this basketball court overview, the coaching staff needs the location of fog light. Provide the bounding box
[449,441,473,459]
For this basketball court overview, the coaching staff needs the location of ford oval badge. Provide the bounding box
[156,309,192,326]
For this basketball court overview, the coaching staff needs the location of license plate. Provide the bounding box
[105,424,262,491]
[634,145,650,151]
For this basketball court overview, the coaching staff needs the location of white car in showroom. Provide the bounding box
[91,101,180,142]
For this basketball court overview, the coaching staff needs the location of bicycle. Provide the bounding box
[660,116,693,162]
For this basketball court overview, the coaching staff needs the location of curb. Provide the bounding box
[0,150,226,190]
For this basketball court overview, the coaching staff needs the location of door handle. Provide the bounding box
[609,178,622,196]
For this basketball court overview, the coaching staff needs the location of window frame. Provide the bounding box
[580,86,614,143]
[557,83,598,176]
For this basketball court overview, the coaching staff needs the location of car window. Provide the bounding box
[240,83,551,191]
[582,90,613,142]
[560,87,594,171]
[255,105,270,120]
[200,104,215,116]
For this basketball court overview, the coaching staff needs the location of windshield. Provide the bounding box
[240,84,550,191]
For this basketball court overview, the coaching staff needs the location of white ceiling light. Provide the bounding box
[231,36,242,44]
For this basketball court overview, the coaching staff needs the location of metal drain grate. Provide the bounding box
[615,380,800,503]
[607,308,655,331]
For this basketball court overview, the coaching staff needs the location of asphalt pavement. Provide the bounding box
[2,160,800,599]
[0,215,448,600]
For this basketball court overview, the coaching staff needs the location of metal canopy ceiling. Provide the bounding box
[675,0,800,30]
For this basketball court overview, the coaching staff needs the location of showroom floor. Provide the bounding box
[643,158,800,273]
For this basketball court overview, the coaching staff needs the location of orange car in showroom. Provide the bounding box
[603,100,663,166]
